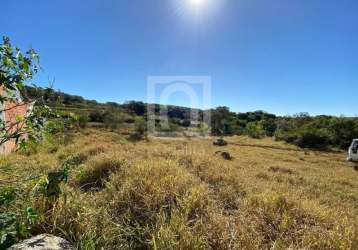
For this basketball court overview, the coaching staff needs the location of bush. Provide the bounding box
[131,117,147,140]
[123,101,146,116]
[0,213,29,249]
[295,128,331,149]
[275,115,358,150]
[89,110,105,123]
[274,131,298,143]
[0,186,16,205]
[103,112,123,131]
[77,114,89,128]
[260,119,277,136]
[245,122,265,139]
[275,125,331,149]
[198,123,210,137]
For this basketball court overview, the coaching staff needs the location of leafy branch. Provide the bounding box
[0,36,57,149]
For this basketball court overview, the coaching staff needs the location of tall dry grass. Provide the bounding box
[1,128,357,249]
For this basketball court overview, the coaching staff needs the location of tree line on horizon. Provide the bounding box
[23,86,358,150]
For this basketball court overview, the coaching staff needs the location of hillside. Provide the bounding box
[1,128,357,249]
[22,86,358,150]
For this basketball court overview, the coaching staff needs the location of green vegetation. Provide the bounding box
[131,116,147,140]
[0,37,55,147]
[275,113,358,149]
[23,86,358,149]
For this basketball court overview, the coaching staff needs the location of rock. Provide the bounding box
[9,234,72,250]
[353,163,358,171]
[215,151,233,160]
[221,152,232,160]
[213,138,228,146]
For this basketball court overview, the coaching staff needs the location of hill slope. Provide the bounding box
[22,86,358,150]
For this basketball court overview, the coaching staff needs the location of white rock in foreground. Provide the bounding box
[9,234,72,250]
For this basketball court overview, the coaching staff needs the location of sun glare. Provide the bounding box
[189,0,206,8]
[172,0,220,24]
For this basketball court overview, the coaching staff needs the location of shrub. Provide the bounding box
[0,186,16,205]
[275,115,358,150]
[77,114,89,128]
[295,128,331,149]
[0,213,28,249]
[245,121,265,139]
[103,112,123,131]
[274,130,298,143]
[89,110,105,123]
[276,124,332,149]
[131,117,147,140]
[123,101,146,116]
[260,119,277,136]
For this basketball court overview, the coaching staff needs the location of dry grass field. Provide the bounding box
[1,128,358,249]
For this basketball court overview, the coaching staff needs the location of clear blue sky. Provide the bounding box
[1,0,357,116]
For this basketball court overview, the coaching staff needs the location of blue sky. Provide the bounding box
[1,0,357,116]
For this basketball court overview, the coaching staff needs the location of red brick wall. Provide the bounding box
[0,86,29,154]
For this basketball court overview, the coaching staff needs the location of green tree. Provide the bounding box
[211,106,239,136]
[0,36,55,148]
[123,101,146,116]
[131,117,147,140]
[260,119,277,136]
[246,121,265,139]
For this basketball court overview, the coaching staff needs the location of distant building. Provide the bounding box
[0,86,31,154]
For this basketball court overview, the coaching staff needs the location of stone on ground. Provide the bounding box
[9,234,72,250]
[213,138,228,146]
